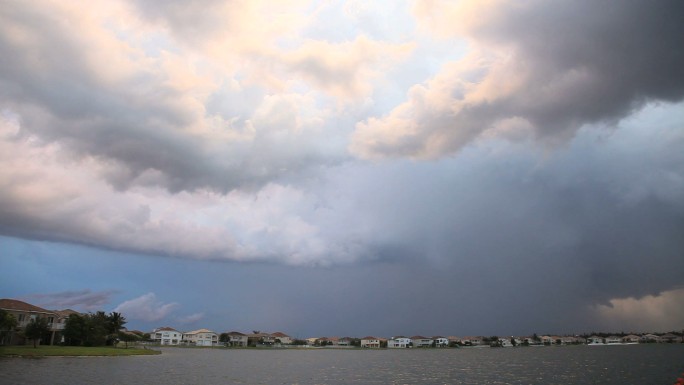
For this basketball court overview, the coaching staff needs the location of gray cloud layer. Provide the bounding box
[352,0,684,158]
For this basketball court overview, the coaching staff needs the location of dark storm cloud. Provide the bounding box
[24,289,117,311]
[353,0,684,158]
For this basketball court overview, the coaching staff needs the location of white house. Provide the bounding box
[152,327,183,345]
[183,329,218,346]
[411,336,433,348]
[387,337,411,348]
[433,337,449,347]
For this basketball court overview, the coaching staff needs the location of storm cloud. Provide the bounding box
[1,0,683,335]
[352,0,684,158]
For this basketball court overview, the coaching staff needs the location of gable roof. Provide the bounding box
[0,299,55,314]
[271,332,290,337]
[184,328,215,335]
[155,326,180,332]
[53,309,80,318]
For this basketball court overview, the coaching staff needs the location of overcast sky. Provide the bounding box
[1,0,683,338]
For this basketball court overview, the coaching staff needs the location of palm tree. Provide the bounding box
[107,312,126,346]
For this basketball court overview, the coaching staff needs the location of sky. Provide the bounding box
[1,0,683,338]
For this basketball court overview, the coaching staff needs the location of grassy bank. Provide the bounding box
[0,345,161,357]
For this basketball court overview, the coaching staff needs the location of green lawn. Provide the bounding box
[0,345,161,357]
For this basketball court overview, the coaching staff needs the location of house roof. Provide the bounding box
[271,332,290,337]
[53,309,80,318]
[361,336,378,340]
[185,328,215,335]
[226,331,245,336]
[410,336,429,340]
[0,299,55,314]
[155,326,180,332]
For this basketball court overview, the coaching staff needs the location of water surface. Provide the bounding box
[1,344,682,384]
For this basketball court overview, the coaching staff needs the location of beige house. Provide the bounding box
[270,332,292,345]
[0,298,73,346]
[360,336,381,348]
[226,331,248,346]
[411,336,433,348]
[183,329,218,346]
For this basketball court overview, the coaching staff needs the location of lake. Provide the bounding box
[2,344,683,384]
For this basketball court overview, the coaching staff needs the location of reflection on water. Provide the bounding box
[1,344,682,385]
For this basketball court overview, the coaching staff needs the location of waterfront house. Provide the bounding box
[411,336,433,348]
[337,337,352,346]
[271,332,292,345]
[360,336,381,348]
[659,333,682,343]
[387,336,411,348]
[0,298,68,346]
[587,335,604,344]
[605,336,622,344]
[152,326,183,345]
[433,337,449,347]
[226,331,248,347]
[183,329,218,346]
[447,336,461,345]
[622,334,640,344]
[247,332,275,346]
[639,333,658,343]
[497,338,514,347]
[461,336,484,346]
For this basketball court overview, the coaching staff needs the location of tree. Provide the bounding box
[107,312,126,346]
[63,313,88,346]
[24,317,50,348]
[219,333,230,345]
[0,309,18,345]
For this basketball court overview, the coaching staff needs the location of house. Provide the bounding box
[271,332,292,345]
[337,337,352,346]
[387,336,411,348]
[659,333,682,343]
[411,336,433,348]
[247,332,275,346]
[497,338,514,347]
[639,334,659,343]
[360,336,381,348]
[0,298,68,346]
[183,329,218,346]
[447,336,461,346]
[560,336,584,345]
[605,336,622,344]
[226,331,248,347]
[541,335,562,345]
[622,334,640,344]
[152,327,183,345]
[461,336,484,346]
[587,335,604,344]
[433,337,449,347]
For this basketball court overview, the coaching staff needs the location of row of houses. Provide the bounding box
[3,298,682,348]
[151,327,293,347]
[327,333,684,348]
